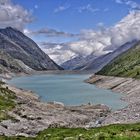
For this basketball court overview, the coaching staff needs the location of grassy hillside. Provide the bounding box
[0,123,140,140]
[0,81,16,121]
[97,41,140,78]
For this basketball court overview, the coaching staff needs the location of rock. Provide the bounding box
[0,84,110,137]
[0,27,63,73]
[64,137,74,140]
[86,75,140,125]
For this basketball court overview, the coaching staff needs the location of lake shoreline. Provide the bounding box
[0,72,139,137]
[86,74,140,125]
[0,73,111,137]
[7,72,125,109]
[0,70,93,79]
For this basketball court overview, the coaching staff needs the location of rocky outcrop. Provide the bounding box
[0,50,33,73]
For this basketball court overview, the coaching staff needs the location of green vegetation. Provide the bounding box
[0,82,16,121]
[0,123,139,140]
[97,42,140,79]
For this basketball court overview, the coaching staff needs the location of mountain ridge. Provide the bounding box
[79,41,138,72]
[61,53,98,70]
[62,41,138,72]
[0,27,63,73]
[97,41,140,78]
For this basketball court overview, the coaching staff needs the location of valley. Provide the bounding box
[0,17,140,140]
[1,0,140,139]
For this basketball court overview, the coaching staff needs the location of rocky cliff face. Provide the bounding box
[0,27,63,73]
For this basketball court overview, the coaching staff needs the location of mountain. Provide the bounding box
[97,41,140,78]
[61,53,98,70]
[61,55,85,70]
[0,27,63,73]
[0,50,29,73]
[76,41,138,72]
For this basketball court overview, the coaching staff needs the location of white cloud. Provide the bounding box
[73,10,140,54]
[24,27,78,38]
[126,1,140,9]
[0,0,33,30]
[78,4,100,13]
[54,5,70,13]
[23,28,31,35]
[42,10,140,64]
[115,0,140,10]
[40,43,76,64]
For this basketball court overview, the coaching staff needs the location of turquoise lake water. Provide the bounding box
[8,74,127,110]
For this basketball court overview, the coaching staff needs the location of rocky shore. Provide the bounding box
[86,75,140,125]
[0,83,110,137]
[1,73,140,137]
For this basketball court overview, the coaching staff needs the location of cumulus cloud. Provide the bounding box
[40,11,140,64]
[108,10,140,47]
[0,0,33,30]
[40,42,76,64]
[73,11,140,53]
[25,27,78,38]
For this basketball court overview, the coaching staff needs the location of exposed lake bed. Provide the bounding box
[86,75,140,125]
[0,73,139,137]
[0,78,111,137]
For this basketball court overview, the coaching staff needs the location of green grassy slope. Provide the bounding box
[0,81,16,121]
[97,41,140,78]
[0,123,140,140]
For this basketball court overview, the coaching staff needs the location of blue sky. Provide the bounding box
[1,0,140,63]
[12,0,137,33]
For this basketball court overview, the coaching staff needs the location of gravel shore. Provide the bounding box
[86,75,140,125]
[1,74,140,137]
[0,83,110,137]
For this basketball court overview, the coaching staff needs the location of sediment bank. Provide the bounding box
[0,83,110,137]
[86,75,140,125]
[0,74,140,137]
